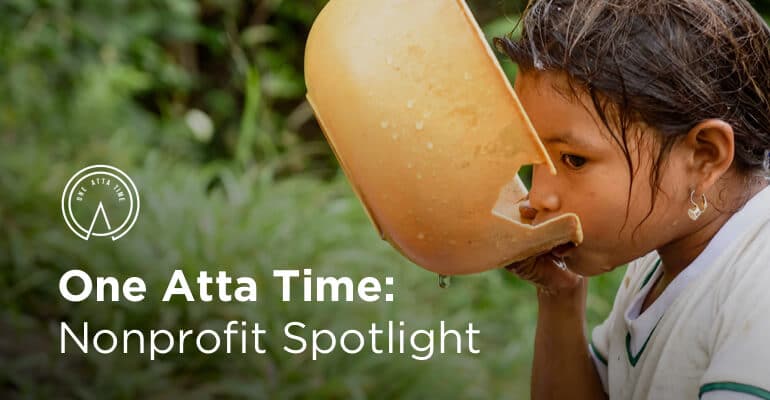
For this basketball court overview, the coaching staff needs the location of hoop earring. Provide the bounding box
[688,190,708,221]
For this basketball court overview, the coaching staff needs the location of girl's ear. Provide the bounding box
[682,119,735,192]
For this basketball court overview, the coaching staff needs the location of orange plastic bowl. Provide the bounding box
[304,0,582,275]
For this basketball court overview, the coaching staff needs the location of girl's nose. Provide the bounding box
[528,165,561,213]
[529,190,561,214]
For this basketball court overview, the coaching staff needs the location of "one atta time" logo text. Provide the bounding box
[61,164,140,240]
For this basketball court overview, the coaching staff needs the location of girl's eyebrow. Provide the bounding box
[542,132,595,149]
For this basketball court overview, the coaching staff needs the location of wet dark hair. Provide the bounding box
[494,0,770,233]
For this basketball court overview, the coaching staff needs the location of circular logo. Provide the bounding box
[61,165,140,241]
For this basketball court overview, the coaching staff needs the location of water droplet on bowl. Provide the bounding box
[386,55,393,65]
[426,141,434,150]
[380,120,390,129]
[417,232,425,240]
[415,120,424,130]
[438,274,451,289]
[407,99,415,109]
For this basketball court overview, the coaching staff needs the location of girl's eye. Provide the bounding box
[561,153,587,169]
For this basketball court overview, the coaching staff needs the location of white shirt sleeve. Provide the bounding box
[588,254,657,395]
[589,343,609,393]
[699,253,770,399]
[589,267,634,395]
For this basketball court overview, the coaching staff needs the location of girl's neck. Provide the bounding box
[641,179,767,313]
[657,179,768,280]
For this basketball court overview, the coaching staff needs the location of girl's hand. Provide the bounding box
[505,201,583,297]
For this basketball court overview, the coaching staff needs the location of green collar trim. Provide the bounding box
[625,258,664,367]
[639,258,662,289]
[700,382,770,399]
[625,319,661,367]
[590,341,608,366]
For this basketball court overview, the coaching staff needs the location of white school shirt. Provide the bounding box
[589,184,770,400]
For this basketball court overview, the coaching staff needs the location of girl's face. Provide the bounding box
[514,71,692,276]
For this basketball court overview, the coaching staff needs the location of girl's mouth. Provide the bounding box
[551,242,577,258]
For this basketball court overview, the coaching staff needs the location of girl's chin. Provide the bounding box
[558,251,593,276]
[564,251,622,277]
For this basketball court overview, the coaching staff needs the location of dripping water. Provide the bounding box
[438,274,451,289]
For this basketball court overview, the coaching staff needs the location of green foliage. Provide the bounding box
[0,0,628,399]
[0,147,624,399]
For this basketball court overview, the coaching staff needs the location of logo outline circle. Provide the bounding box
[61,164,140,241]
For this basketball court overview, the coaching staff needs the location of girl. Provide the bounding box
[494,0,770,399]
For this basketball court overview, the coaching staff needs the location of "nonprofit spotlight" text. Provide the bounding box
[57,268,482,361]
